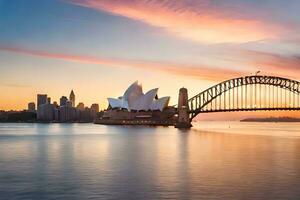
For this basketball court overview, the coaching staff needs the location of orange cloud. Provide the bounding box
[68,0,280,43]
[236,50,300,79]
[0,46,245,81]
[2,45,300,81]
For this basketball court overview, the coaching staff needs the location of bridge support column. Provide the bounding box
[175,88,192,129]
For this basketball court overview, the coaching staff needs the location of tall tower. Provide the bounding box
[69,90,75,107]
[175,88,192,128]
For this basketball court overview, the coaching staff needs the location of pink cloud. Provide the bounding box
[67,0,282,43]
[2,46,299,82]
[0,46,245,81]
[237,50,300,78]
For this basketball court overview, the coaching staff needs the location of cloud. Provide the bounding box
[0,83,31,88]
[67,0,282,43]
[237,50,300,77]
[2,45,300,82]
[0,46,245,81]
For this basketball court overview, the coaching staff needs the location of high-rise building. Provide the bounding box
[47,97,51,104]
[59,105,77,122]
[37,104,55,121]
[37,94,47,106]
[76,102,85,111]
[69,90,75,107]
[91,104,99,112]
[82,107,92,122]
[60,96,68,106]
[54,108,60,121]
[28,102,36,112]
[91,103,99,119]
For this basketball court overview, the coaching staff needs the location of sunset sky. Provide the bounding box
[1,0,300,119]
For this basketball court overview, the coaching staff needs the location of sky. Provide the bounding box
[1,0,300,119]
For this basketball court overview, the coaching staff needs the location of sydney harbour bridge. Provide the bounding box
[175,75,300,128]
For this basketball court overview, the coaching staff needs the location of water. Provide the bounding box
[1,122,300,200]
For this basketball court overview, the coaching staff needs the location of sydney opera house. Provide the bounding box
[108,81,170,112]
[95,81,176,126]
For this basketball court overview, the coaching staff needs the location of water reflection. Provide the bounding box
[0,123,300,199]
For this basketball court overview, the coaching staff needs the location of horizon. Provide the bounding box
[1,0,300,120]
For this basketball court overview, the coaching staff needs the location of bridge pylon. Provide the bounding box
[175,87,192,129]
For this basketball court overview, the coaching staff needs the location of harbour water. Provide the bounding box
[1,122,300,199]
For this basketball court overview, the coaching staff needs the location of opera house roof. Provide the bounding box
[108,81,170,111]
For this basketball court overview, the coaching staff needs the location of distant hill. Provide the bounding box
[241,117,300,122]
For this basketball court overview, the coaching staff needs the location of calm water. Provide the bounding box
[1,122,300,200]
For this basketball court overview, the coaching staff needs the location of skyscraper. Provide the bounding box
[37,103,55,121]
[37,94,47,106]
[69,90,75,107]
[60,96,68,106]
[91,104,99,113]
[76,102,85,111]
[91,103,99,119]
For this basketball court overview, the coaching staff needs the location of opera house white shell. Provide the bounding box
[108,81,170,111]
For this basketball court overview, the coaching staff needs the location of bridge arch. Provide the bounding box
[188,76,300,119]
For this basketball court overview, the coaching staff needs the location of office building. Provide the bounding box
[91,103,99,119]
[37,94,47,107]
[37,103,55,121]
[77,102,85,111]
[60,96,68,106]
[28,102,36,112]
[59,105,77,122]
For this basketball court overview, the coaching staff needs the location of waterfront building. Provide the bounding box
[108,81,170,111]
[76,103,95,122]
[37,94,50,121]
[59,102,77,122]
[69,90,75,107]
[91,103,99,119]
[60,96,68,106]
[37,94,47,107]
[96,81,175,126]
[37,103,55,121]
[54,108,60,121]
[76,102,85,121]
[59,106,68,122]
[28,102,36,112]
[82,107,92,122]
[33,90,97,123]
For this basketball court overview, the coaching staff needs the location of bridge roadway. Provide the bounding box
[193,107,300,114]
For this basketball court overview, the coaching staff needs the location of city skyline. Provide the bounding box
[34,89,99,110]
[35,89,99,122]
[1,0,300,119]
